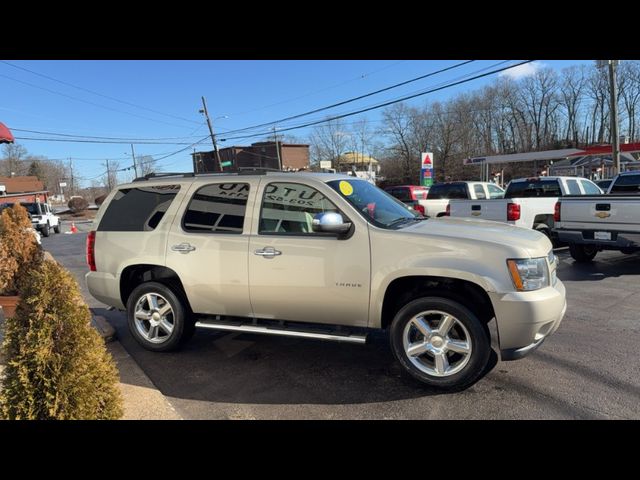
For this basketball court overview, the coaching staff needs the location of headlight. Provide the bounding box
[507,258,549,291]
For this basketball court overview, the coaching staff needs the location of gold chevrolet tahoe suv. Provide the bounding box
[86,171,566,390]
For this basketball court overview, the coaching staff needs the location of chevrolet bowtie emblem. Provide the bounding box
[595,211,610,218]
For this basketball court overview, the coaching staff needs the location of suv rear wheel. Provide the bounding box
[126,282,192,352]
[390,297,491,390]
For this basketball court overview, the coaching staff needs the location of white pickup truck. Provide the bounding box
[554,171,640,262]
[448,176,603,239]
[422,182,504,217]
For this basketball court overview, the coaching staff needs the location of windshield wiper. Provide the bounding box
[387,216,425,228]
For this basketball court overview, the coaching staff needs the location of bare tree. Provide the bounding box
[559,65,587,146]
[618,61,640,141]
[1,143,28,177]
[308,118,350,169]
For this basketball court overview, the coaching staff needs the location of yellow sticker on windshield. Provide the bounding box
[339,181,353,196]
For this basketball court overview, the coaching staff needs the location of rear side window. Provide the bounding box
[610,174,640,193]
[505,180,561,198]
[427,184,468,199]
[392,187,411,201]
[98,185,180,232]
[566,179,582,195]
[182,183,249,234]
[473,184,486,199]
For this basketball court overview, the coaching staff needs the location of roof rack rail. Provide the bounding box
[236,167,282,175]
[133,172,195,182]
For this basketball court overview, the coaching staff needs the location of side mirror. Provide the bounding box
[312,212,351,234]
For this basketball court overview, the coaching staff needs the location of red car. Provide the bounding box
[384,185,429,215]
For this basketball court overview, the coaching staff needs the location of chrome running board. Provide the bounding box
[195,319,368,344]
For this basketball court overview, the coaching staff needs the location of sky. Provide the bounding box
[0,59,592,187]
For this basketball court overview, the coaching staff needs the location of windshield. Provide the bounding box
[327,179,422,229]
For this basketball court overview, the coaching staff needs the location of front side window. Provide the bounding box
[328,179,421,229]
[183,183,249,234]
[580,180,602,195]
[487,184,505,199]
[259,182,340,235]
[98,185,180,232]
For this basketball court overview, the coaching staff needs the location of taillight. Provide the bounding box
[445,204,450,216]
[87,230,96,272]
[554,201,561,222]
[507,203,521,221]
[415,204,425,216]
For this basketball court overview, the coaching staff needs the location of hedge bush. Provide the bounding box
[0,204,42,295]
[68,196,89,213]
[0,259,123,420]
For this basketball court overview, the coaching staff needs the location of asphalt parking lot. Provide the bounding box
[44,229,640,419]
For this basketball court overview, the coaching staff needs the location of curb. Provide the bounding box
[92,315,117,343]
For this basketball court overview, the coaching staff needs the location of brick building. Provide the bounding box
[192,141,309,173]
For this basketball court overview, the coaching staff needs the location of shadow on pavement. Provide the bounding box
[556,251,640,282]
[93,307,499,405]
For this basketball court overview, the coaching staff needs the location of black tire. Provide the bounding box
[534,223,552,240]
[569,243,598,263]
[41,223,50,237]
[390,297,491,390]
[53,223,61,234]
[126,281,192,352]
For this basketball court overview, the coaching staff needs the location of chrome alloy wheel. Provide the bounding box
[402,310,472,377]
[133,292,175,344]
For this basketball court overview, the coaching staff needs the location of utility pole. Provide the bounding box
[273,126,282,170]
[597,60,621,175]
[68,158,75,196]
[130,144,139,178]
[201,96,222,171]
[105,159,112,190]
[608,60,621,175]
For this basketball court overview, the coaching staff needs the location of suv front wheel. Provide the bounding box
[390,297,491,390]
[126,282,193,352]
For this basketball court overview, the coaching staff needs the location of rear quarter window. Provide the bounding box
[505,180,561,198]
[610,174,640,193]
[98,185,180,232]
[427,184,468,199]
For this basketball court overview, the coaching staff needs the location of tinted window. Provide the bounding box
[328,179,418,229]
[260,182,340,235]
[487,184,505,198]
[610,174,640,194]
[580,180,602,195]
[98,185,180,232]
[392,187,411,201]
[427,183,468,199]
[566,179,582,195]
[183,183,249,233]
[473,184,486,199]
[505,180,562,198]
[19,203,40,215]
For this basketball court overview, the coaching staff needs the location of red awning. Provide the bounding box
[0,122,15,143]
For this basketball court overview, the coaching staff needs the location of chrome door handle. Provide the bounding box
[254,247,282,258]
[171,243,196,254]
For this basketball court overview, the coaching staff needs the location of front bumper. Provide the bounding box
[488,279,566,361]
[556,229,640,249]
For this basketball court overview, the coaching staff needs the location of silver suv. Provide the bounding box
[86,171,566,390]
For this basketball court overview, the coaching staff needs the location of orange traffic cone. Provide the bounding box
[70,222,78,233]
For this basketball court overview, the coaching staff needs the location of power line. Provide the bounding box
[0,72,197,131]
[0,60,201,125]
[13,136,199,145]
[11,127,206,142]
[217,60,475,137]
[227,60,408,116]
[220,61,534,142]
